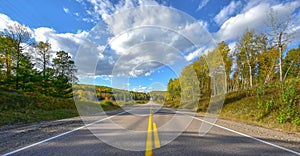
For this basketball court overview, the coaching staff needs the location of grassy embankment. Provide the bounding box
[0,87,119,126]
[164,79,300,132]
[0,84,150,126]
[219,80,300,132]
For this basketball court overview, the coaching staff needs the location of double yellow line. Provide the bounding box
[145,105,161,156]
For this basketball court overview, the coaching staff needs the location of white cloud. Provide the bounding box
[132,86,148,92]
[214,1,242,25]
[0,13,89,58]
[143,69,155,77]
[63,7,70,14]
[33,27,88,55]
[0,14,18,31]
[196,0,210,11]
[215,1,300,42]
[185,47,204,61]
[75,1,213,78]
[100,75,113,81]
[215,3,269,41]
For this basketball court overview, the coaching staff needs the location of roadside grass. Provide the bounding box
[218,80,300,132]
[220,87,300,132]
[0,88,78,126]
[0,88,120,126]
[164,79,300,132]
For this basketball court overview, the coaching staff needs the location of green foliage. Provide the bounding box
[293,116,299,125]
[149,91,166,103]
[278,82,299,125]
[0,25,83,126]
[283,45,300,79]
[278,112,287,124]
[166,78,181,101]
[0,88,77,126]
[73,84,149,107]
[0,31,77,98]
[265,99,275,112]
[256,85,267,112]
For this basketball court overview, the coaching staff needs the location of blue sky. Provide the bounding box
[0,0,300,92]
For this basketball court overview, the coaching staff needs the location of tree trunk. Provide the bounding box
[249,64,253,88]
[279,45,283,82]
[283,61,294,81]
[5,52,11,78]
[278,32,283,82]
[16,41,20,90]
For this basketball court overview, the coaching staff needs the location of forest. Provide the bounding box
[0,23,149,125]
[166,13,300,130]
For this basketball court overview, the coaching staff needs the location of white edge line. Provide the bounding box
[1,108,138,156]
[177,111,300,155]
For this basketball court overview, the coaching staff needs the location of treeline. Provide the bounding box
[167,33,299,101]
[166,13,300,125]
[0,23,77,98]
[73,84,150,106]
[167,11,300,100]
[149,91,166,103]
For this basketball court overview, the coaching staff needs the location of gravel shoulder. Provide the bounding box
[215,117,300,152]
[0,108,125,155]
[1,109,300,155]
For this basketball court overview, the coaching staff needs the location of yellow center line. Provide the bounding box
[153,122,161,148]
[145,105,153,156]
[145,105,161,156]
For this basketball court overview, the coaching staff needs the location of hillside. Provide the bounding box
[0,84,150,126]
[0,87,78,126]
[219,80,300,132]
[163,79,300,132]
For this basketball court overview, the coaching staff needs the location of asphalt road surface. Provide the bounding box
[2,102,300,156]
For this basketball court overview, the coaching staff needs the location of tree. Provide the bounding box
[5,23,31,89]
[258,46,278,84]
[216,41,233,92]
[0,34,16,84]
[166,78,180,101]
[235,30,259,88]
[267,9,292,82]
[53,51,77,82]
[180,64,199,103]
[283,45,300,80]
[34,41,51,93]
[194,56,210,96]
[18,54,36,91]
[51,51,77,97]
[35,41,51,80]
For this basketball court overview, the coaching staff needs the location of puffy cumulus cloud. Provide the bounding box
[0,13,89,60]
[33,27,88,56]
[214,1,242,25]
[111,42,182,77]
[0,13,33,35]
[84,0,159,22]
[215,3,269,41]
[0,14,18,31]
[215,1,300,42]
[185,47,204,61]
[76,1,213,78]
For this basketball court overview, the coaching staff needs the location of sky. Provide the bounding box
[0,0,300,92]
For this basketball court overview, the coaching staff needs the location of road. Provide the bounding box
[2,102,300,156]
